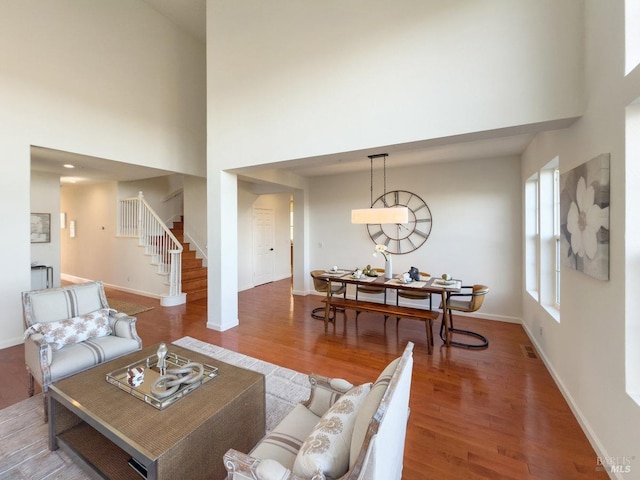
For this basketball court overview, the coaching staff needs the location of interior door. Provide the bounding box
[253,208,274,286]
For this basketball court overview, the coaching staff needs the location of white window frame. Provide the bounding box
[625,0,640,75]
[553,168,561,308]
[524,158,560,322]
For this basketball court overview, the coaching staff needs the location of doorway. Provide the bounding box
[253,207,275,286]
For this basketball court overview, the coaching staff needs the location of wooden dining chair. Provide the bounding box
[355,268,388,322]
[439,284,489,349]
[310,270,346,321]
[394,271,432,327]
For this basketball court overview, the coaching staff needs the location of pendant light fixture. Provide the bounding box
[351,153,409,224]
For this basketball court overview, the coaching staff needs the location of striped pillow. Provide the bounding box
[250,404,322,469]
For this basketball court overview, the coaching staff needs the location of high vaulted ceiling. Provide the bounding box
[31,1,574,184]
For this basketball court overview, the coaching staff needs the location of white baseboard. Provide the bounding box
[61,274,162,300]
[161,293,187,306]
[0,337,24,349]
[60,273,90,284]
[240,273,292,292]
[521,322,615,479]
[206,318,239,332]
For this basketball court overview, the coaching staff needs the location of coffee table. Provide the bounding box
[48,344,265,480]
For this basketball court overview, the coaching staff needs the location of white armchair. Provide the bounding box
[224,342,414,480]
[22,281,142,421]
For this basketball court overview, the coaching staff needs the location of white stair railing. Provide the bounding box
[118,191,183,297]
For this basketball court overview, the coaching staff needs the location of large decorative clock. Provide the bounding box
[366,190,432,254]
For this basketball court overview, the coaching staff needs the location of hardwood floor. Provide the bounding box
[0,279,607,479]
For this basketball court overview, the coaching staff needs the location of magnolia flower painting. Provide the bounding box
[560,153,610,280]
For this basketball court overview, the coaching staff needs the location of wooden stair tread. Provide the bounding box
[170,217,207,303]
[183,268,207,281]
[187,288,207,301]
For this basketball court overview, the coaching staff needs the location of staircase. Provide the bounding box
[118,192,185,306]
[170,218,207,302]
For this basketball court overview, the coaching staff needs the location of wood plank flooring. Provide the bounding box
[0,279,607,479]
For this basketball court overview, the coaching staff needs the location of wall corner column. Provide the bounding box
[207,170,239,331]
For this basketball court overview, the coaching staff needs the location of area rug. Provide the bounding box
[0,336,311,479]
[107,299,154,316]
[172,336,312,429]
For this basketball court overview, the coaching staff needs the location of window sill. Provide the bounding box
[542,304,560,323]
[628,392,640,408]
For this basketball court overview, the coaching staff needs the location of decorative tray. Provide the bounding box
[106,351,218,410]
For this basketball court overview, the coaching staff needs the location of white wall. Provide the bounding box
[118,175,184,225]
[208,0,583,169]
[30,171,61,289]
[0,0,205,347]
[521,0,640,471]
[0,1,205,175]
[0,142,30,348]
[206,0,583,330]
[61,182,117,282]
[184,175,208,263]
[309,156,522,322]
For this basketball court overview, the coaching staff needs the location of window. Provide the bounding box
[626,0,640,75]
[553,168,561,307]
[625,98,640,404]
[289,196,294,242]
[525,174,539,300]
[524,158,560,321]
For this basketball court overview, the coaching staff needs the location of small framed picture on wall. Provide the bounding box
[31,213,51,243]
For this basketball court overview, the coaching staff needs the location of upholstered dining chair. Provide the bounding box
[439,284,489,349]
[355,268,388,322]
[310,270,346,321]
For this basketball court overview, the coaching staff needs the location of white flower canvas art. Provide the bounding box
[560,153,610,281]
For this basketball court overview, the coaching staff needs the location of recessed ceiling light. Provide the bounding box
[63,164,75,169]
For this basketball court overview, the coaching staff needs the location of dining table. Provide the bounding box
[318,269,463,353]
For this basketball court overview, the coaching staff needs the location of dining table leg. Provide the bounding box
[424,318,434,354]
[441,290,451,345]
[324,282,332,332]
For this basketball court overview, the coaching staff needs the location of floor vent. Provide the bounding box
[521,345,539,359]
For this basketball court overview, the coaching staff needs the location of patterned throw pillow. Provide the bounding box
[293,382,371,479]
[24,308,112,351]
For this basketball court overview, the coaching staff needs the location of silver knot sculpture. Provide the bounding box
[151,362,205,398]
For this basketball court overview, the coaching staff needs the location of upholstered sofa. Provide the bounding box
[22,281,143,421]
[224,342,414,480]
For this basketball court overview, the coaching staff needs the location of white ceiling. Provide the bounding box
[30,1,574,185]
[31,130,538,186]
[30,147,175,185]
[265,132,536,178]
